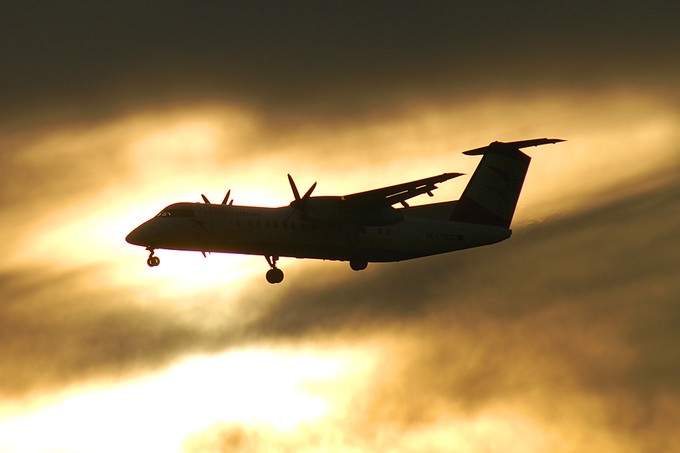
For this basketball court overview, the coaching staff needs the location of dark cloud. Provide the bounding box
[240,179,680,451]
[2,3,679,449]
[3,1,680,125]
[0,124,131,213]
[252,178,680,338]
[1,165,678,452]
[0,266,253,397]
[3,176,678,450]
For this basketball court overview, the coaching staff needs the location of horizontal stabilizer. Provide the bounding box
[463,138,565,156]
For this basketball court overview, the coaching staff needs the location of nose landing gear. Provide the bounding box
[265,255,284,284]
[146,248,160,267]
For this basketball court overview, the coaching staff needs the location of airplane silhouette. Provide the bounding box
[126,138,564,283]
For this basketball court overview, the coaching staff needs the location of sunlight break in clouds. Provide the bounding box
[0,347,374,453]
[184,408,555,453]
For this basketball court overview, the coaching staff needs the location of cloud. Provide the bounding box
[4,94,667,290]
[3,3,679,450]
[0,265,254,397]
[1,157,678,451]
[231,178,680,452]
[3,2,680,124]
[0,91,677,403]
[252,178,680,335]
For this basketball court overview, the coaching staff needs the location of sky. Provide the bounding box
[1,2,679,452]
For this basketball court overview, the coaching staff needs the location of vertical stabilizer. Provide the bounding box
[450,138,563,227]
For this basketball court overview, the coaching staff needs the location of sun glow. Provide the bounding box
[0,347,373,453]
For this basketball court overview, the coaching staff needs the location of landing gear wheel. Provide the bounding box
[264,255,284,284]
[146,249,160,267]
[266,268,284,284]
[350,259,368,271]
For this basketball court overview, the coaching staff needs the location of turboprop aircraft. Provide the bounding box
[126,138,564,283]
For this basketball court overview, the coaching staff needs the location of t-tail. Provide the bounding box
[450,138,565,228]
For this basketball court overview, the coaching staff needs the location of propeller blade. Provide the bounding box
[221,189,231,205]
[201,194,210,204]
[302,182,317,199]
[288,174,301,201]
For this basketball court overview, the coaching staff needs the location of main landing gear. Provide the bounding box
[146,248,160,267]
[265,255,284,284]
[350,259,368,271]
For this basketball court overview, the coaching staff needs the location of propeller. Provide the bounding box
[288,174,300,201]
[221,189,234,205]
[287,174,317,220]
[201,189,234,205]
[288,174,316,202]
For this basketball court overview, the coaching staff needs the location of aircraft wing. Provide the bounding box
[342,172,464,207]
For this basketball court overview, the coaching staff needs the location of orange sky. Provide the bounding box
[1,2,679,452]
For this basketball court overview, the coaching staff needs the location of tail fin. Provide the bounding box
[450,138,564,227]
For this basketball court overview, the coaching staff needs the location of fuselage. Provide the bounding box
[126,202,511,263]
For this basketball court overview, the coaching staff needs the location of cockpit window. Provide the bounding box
[157,207,194,218]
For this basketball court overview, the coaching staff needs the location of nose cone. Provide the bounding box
[126,221,156,246]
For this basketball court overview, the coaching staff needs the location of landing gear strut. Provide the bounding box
[146,248,160,267]
[265,255,284,284]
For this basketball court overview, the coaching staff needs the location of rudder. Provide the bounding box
[450,138,563,227]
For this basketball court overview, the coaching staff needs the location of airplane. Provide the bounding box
[126,138,564,283]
